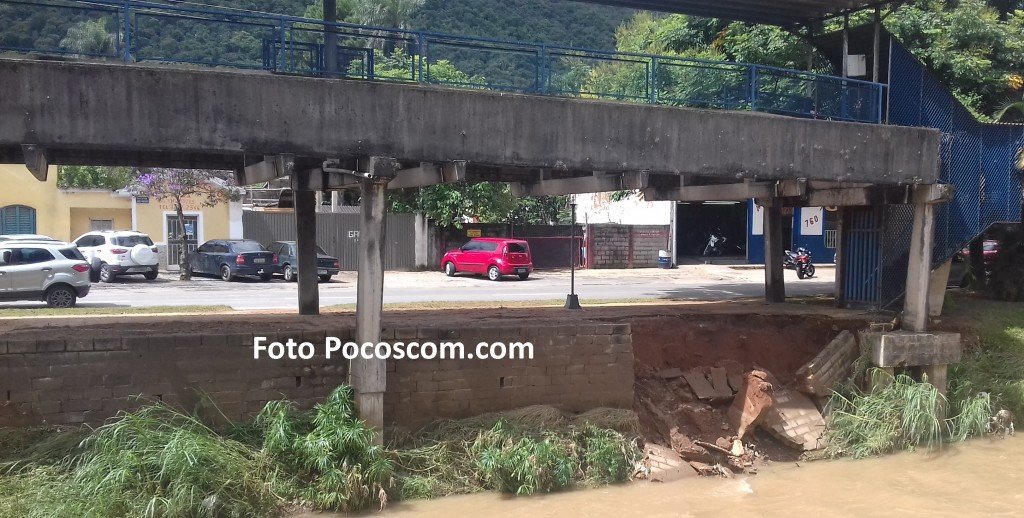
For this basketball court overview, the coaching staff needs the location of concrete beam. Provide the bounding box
[238,155,294,186]
[645,179,805,202]
[512,171,649,197]
[862,331,963,367]
[22,145,48,181]
[0,58,942,185]
[911,183,955,204]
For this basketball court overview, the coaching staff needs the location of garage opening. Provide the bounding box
[675,201,747,261]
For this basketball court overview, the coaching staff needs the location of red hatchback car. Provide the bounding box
[441,238,533,281]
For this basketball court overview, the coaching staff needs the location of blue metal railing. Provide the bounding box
[0,0,886,123]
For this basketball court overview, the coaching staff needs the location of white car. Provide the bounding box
[0,234,60,243]
[73,230,161,283]
[0,241,92,308]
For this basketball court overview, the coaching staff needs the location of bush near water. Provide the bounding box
[0,388,641,517]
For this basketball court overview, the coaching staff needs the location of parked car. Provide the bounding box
[186,239,279,282]
[0,234,60,243]
[73,230,161,283]
[441,238,533,281]
[267,241,341,283]
[0,240,91,307]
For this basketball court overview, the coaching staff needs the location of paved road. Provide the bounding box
[0,265,835,311]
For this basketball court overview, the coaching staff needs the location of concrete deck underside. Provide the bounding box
[0,58,940,185]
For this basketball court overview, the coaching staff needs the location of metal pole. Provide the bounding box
[872,6,881,83]
[565,201,581,309]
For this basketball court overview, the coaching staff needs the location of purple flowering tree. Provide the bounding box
[129,169,243,280]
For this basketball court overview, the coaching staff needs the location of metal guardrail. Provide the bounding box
[1,0,886,123]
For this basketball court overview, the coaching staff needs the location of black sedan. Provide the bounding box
[186,239,280,282]
[268,241,341,283]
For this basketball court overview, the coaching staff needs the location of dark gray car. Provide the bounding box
[268,241,340,283]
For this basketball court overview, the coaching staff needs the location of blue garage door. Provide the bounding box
[0,205,37,234]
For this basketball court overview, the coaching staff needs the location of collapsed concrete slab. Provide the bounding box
[795,330,860,397]
[762,388,827,451]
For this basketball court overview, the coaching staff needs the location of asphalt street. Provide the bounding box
[0,265,835,311]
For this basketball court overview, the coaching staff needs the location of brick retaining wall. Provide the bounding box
[587,224,670,269]
[0,324,634,431]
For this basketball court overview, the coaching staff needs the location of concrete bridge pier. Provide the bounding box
[763,203,786,303]
[352,157,397,443]
[294,168,320,316]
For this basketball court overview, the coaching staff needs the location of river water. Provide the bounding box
[328,439,1022,518]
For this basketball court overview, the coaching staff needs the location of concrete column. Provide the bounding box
[351,157,396,443]
[928,259,952,318]
[903,202,936,332]
[763,204,786,303]
[294,173,319,316]
[922,364,949,398]
[331,191,341,213]
[314,190,324,213]
[414,211,429,269]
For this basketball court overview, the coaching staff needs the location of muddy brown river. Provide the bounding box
[296,439,1022,517]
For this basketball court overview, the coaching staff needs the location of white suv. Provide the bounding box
[0,241,92,308]
[73,230,161,283]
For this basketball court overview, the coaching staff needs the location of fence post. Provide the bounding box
[748,65,758,111]
[649,56,658,104]
[538,44,547,94]
[121,0,132,62]
[417,32,426,84]
[278,19,288,73]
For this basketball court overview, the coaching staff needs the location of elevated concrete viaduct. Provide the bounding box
[1,57,945,435]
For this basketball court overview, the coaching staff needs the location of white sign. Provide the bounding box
[751,203,765,236]
[801,207,824,236]
[348,230,360,239]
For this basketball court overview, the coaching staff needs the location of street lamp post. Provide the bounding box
[565,201,581,309]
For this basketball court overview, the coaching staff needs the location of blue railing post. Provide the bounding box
[876,84,885,123]
[537,44,547,94]
[121,0,132,62]
[417,32,426,84]
[649,56,658,104]
[840,81,850,121]
[366,48,375,80]
[278,18,287,73]
[748,65,758,111]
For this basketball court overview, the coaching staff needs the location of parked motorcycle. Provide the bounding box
[703,234,726,256]
[783,247,816,279]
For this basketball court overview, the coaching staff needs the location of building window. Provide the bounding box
[90,219,114,231]
[0,205,36,234]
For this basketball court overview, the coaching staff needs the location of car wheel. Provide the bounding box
[444,262,456,277]
[220,265,234,282]
[143,270,158,281]
[283,265,295,282]
[259,272,273,282]
[319,275,332,283]
[99,263,114,283]
[518,272,529,281]
[88,263,101,283]
[45,285,76,308]
[488,266,502,281]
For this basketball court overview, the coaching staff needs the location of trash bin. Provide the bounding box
[658,249,671,269]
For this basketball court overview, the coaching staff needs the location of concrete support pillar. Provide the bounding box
[763,204,786,303]
[922,364,949,398]
[903,202,936,332]
[314,190,324,213]
[294,173,320,316]
[834,208,846,306]
[414,211,429,269]
[331,191,341,213]
[928,259,952,318]
[352,157,396,443]
[870,367,894,393]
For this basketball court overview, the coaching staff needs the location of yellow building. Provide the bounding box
[0,165,242,268]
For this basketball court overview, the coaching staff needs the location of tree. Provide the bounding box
[388,183,570,227]
[128,169,243,280]
[59,19,116,56]
[57,166,135,190]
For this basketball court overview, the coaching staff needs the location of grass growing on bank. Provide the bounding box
[0,392,641,517]
[825,296,1024,458]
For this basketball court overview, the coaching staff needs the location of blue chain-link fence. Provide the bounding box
[849,42,1023,308]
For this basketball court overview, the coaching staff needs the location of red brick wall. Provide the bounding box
[586,224,670,269]
[0,324,634,431]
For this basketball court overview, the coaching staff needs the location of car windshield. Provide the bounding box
[115,235,154,247]
[507,243,528,253]
[231,241,265,253]
[59,247,86,260]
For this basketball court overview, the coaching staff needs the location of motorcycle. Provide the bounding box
[783,247,816,279]
[703,234,726,256]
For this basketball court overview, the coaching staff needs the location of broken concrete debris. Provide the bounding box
[795,330,860,397]
[727,369,774,439]
[682,367,733,400]
[761,387,827,451]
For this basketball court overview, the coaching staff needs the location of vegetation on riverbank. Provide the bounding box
[0,391,641,517]
[824,295,1024,458]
